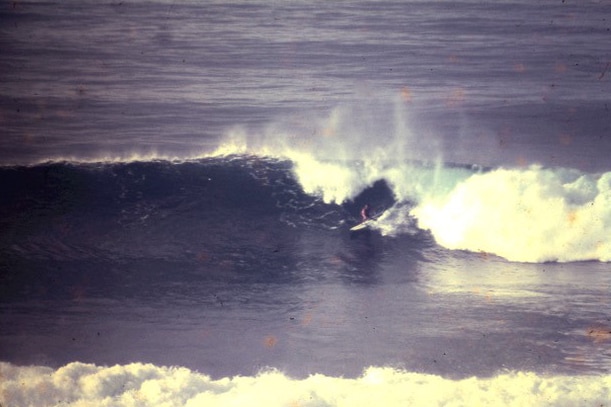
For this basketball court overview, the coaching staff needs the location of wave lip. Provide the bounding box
[2,362,611,407]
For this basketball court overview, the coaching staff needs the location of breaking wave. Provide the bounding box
[212,117,611,263]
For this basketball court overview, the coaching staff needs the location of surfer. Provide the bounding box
[360,204,371,221]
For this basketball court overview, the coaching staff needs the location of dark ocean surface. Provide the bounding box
[1,1,610,405]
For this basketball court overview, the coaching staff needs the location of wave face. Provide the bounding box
[2,362,610,407]
[0,157,337,258]
[1,158,298,249]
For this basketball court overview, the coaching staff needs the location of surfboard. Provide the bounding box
[349,210,384,231]
[350,219,374,231]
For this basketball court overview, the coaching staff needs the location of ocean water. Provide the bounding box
[1,1,611,406]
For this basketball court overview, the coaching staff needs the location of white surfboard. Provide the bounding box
[350,219,374,231]
[349,210,384,231]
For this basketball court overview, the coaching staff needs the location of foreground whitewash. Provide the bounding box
[2,362,610,407]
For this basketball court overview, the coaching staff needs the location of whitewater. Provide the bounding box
[2,362,611,407]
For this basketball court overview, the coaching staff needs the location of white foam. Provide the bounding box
[412,166,611,263]
[1,362,610,407]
